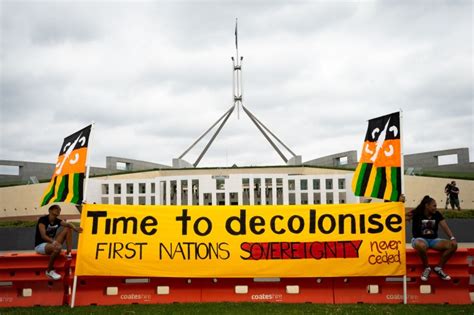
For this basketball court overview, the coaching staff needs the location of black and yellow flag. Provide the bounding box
[352,112,401,202]
[40,125,92,206]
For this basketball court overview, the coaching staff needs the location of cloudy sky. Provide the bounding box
[1,1,472,169]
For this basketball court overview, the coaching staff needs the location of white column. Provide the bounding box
[320,177,327,204]
[308,177,314,204]
[295,178,301,204]
[333,177,340,204]
[166,180,171,206]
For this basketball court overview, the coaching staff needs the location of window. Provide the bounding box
[126,197,133,205]
[339,192,346,204]
[326,192,333,204]
[101,197,108,204]
[313,179,320,190]
[276,187,283,205]
[216,179,225,190]
[192,180,199,205]
[181,180,188,205]
[438,154,458,165]
[301,193,308,204]
[151,183,156,193]
[230,192,238,205]
[289,193,296,205]
[265,178,273,205]
[139,183,146,194]
[338,179,346,190]
[300,179,308,190]
[102,184,109,195]
[151,196,156,205]
[254,178,261,205]
[126,183,134,194]
[114,184,121,194]
[243,188,250,205]
[138,196,146,205]
[170,181,177,205]
[204,193,212,205]
[338,156,348,165]
[116,162,131,171]
[0,165,20,175]
[325,179,333,190]
[288,180,295,191]
[217,193,225,205]
[114,197,121,205]
[313,192,321,204]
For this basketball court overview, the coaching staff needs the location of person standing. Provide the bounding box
[34,204,83,280]
[407,195,457,281]
[449,181,461,210]
[444,182,452,210]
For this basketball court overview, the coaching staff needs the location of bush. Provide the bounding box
[441,209,474,219]
[0,220,36,228]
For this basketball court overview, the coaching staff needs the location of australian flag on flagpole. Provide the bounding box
[351,112,402,202]
[40,124,92,206]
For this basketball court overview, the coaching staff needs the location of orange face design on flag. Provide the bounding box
[360,139,401,167]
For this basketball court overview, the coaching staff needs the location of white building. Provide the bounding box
[87,168,358,207]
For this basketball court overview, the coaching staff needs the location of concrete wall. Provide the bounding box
[0,157,171,186]
[105,157,170,172]
[404,148,473,173]
[0,160,56,185]
[304,151,358,168]
[303,148,473,174]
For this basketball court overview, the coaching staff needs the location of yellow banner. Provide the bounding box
[75,203,406,277]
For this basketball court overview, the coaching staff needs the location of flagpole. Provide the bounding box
[399,109,407,305]
[71,121,95,308]
[82,121,95,205]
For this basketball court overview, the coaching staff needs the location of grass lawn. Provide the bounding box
[1,303,473,315]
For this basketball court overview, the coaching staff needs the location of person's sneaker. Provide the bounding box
[45,270,62,280]
[421,267,431,281]
[434,267,451,280]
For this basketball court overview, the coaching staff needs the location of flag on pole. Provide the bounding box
[40,125,92,206]
[235,18,238,50]
[352,112,402,202]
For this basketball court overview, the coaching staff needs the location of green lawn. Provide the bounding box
[1,303,473,315]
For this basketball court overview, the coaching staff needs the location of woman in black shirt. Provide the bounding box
[407,195,457,281]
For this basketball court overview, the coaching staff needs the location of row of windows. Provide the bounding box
[100,191,347,206]
[102,178,346,195]
[102,183,156,195]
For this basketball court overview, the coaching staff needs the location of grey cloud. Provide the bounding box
[1,1,472,167]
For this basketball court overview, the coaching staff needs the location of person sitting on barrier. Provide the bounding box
[34,204,83,280]
[407,195,457,281]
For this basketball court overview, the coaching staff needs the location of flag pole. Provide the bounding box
[82,121,95,205]
[71,121,95,308]
[399,109,407,304]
